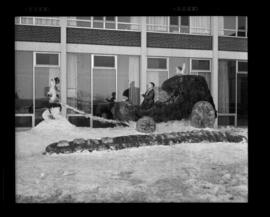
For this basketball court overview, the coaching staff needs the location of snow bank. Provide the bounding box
[32,115,76,132]
[16,117,247,158]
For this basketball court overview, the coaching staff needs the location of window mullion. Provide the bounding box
[178,16,181,32]
[236,16,238,37]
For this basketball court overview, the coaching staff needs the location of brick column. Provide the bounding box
[60,17,67,117]
[140,17,147,103]
[211,16,219,127]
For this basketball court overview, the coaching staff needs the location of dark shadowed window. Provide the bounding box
[238,61,248,72]
[237,16,247,37]
[223,16,236,36]
[191,59,210,71]
[94,56,115,68]
[36,53,59,66]
[147,58,167,69]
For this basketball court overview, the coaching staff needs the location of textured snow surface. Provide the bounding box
[16,118,248,202]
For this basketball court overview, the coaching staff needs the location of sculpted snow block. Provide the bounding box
[44,130,246,154]
[136,116,156,133]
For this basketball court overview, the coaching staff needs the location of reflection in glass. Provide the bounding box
[15,51,33,114]
[218,60,236,114]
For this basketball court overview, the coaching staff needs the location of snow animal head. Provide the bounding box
[176,63,186,75]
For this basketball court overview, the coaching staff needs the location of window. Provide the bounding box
[147,57,169,88]
[191,59,211,89]
[76,17,91,27]
[219,16,247,37]
[218,60,236,115]
[93,55,115,68]
[147,17,168,32]
[192,59,210,71]
[169,16,190,33]
[105,16,116,29]
[117,16,131,30]
[35,53,59,66]
[147,58,167,70]
[237,16,247,37]
[180,16,189,33]
[218,60,248,127]
[190,16,211,35]
[169,16,179,32]
[238,61,248,72]
[93,16,104,28]
[223,16,236,36]
[15,51,33,115]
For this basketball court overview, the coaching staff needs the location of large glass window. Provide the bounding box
[237,61,248,126]
[34,67,60,125]
[147,57,169,89]
[15,51,33,115]
[191,59,211,90]
[67,53,91,115]
[218,60,248,127]
[218,60,236,126]
[117,55,140,105]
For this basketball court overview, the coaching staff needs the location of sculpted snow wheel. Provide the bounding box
[190,101,216,128]
[136,116,156,133]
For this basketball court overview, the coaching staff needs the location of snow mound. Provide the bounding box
[32,115,76,133]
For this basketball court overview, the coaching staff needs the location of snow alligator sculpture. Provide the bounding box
[44,130,247,155]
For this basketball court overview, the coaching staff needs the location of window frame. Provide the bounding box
[220,16,247,38]
[34,52,60,67]
[190,58,211,72]
[67,16,140,32]
[147,16,211,36]
[15,16,60,27]
[147,57,169,71]
[93,54,117,69]
[237,61,248,74]
[190,58,212,91]
[217,59,248,127]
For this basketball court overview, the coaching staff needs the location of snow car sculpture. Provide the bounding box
[113,75,217,130]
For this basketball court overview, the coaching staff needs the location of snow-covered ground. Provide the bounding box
[15,117,248,203]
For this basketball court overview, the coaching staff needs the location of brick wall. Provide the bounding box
[147,33,212,50]
[15,25,60,43]
[218,37,247,52]
[67,28,141,47]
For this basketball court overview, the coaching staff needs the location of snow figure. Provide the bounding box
[175,63,186,75]
[42,77,62,120]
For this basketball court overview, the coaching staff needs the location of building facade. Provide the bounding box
[15,16,248,128]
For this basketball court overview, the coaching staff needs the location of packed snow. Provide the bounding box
[15,117,248,202]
